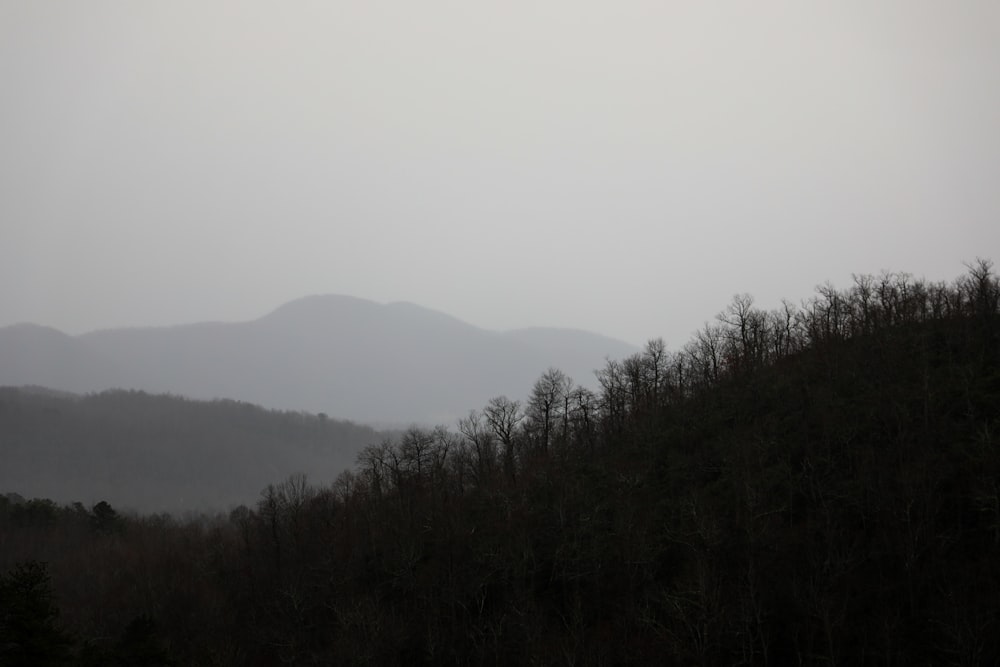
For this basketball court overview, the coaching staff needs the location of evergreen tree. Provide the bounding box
[0,561,72,666]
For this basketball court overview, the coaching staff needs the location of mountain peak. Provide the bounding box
[258,294,381,319]
[0,297,638,424]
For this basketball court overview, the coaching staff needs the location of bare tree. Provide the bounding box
[597,358,628,432]
[643,338,668,406]
[483,395,523,480]
[458,410,497,487]
[526,368,573,452]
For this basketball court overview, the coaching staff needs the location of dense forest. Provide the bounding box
[1,261,998,665]
[0,389,383,512]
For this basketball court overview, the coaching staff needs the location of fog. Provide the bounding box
[2,1,998,346]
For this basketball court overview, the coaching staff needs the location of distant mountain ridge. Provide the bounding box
[0,386,383,512]
[0,296,638,424]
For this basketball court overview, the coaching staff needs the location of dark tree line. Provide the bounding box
[1,261,998,665]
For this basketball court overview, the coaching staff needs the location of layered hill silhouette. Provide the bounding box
[0,296,637,424]
[2,263,998,665]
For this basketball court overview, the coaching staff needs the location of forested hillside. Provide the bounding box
[0,389,382,512]
[1,262,998,665]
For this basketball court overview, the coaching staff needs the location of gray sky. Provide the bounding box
[2,1,998,348]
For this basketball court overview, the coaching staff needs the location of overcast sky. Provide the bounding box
[2,1,998,348]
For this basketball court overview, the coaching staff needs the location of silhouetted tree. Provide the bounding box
[0,561,72,666]
[483,395,523,481]
[526,367,573,452]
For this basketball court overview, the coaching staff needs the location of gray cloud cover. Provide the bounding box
[2,1,998,347]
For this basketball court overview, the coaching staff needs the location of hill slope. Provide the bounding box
[4,265,996,665]
[0,388,383,512]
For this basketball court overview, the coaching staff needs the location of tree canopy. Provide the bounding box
[1,261,998,665]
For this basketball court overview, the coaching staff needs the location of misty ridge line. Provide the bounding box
[0,293,639,425]
[2,260,991,426]
[1,260,996,515]
[10,293,627,342]
[2,262,996,509]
